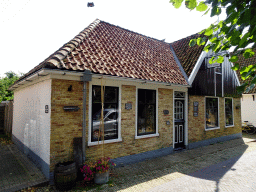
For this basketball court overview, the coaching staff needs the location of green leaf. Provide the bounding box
[209,56,216,64]
[239,32,250,48]
[170,0,184,8]
[240,65,254,80]
[196,37,206,46]
[236,83,248,94]
[251,75,256,84]
[243,49,255,59]
[229,55,238,62]
[189,39,197,47]
[185,0,197,10]
[216,56,224,63]
[211,6,222,17]
[196,2,208,12]
[205,28,214,36]
[240,65,251,74]
[204,44,211,52]
[231,63,240,71]
[209,37,217,43]
[203,8,210,15]
[199,29,206,34]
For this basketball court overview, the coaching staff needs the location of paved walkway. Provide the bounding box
[146,149,256,192]
[0,144,48,192]
[1,134,256,192]
[96,134,256,192]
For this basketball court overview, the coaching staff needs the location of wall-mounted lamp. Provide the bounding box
[163,110,169,115]
[87,2,94,7]
[68,85,72,92]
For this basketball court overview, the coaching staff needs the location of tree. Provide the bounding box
[0,71,20,103]
[170,0,256,93]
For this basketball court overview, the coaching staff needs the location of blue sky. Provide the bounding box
[0,0,223,77]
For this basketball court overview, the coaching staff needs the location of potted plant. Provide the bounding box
[80,157,115,185]
[80,161,95,183]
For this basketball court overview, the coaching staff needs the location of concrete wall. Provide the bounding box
[241,94,256,126]
[188,95,242,146]
[50,78,187,172]
[12,79,51,179]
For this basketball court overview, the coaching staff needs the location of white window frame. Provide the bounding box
[135,87,159,139]
[224,97,234,128]
[205,96,220,131]
[88,82,122,146]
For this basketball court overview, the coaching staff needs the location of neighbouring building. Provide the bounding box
[235,48,256,126]
[171,34,242,149]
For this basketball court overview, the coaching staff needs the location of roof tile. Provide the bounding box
[17,19,188,85]
[235,49,256,93]
[171,33,206,77]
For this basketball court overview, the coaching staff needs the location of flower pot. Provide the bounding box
[94,170,109,184]
[54,161,77,191]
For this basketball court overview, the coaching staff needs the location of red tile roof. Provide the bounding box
[235,49,256,93]
[18,19,188,85]
[171,33,206,77]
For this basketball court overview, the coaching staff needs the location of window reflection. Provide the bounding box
[91,86,119,141]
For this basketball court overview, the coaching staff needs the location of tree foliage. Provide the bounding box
[0,71,20,103]
[170,0,256,93]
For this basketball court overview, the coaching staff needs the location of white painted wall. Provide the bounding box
[241,94,256,126]
[12,79,51,179]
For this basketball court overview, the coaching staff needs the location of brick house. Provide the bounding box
[10,20,242,181]
[235,48,256,126]
[171,34,242,149]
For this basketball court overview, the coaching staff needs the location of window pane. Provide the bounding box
[225,98,233,126]
[146,90,156,104]
[206,98,219,129]
[138,89,156,136]
[105,87,118,103]
[92,86,101,103]
[92,86,118,142]
[138,89,145,104]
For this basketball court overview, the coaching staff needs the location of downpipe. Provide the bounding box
[81,70,92,162]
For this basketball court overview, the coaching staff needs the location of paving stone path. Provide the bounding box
[91,135,256,192]
[1,134,256,192]
[0,144,47,192]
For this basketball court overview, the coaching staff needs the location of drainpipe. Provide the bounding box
[80,70,92,162]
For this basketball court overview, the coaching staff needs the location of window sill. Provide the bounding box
[225,125,234,128]
[205,127,220,131]
[88,138,122,146]
[135,133,159,140]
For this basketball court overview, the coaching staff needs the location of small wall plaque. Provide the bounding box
[63,106,80,112]
[125,103,132,110]
[193,102,199,117]
[163,110,169,115]
[45,105,49,113]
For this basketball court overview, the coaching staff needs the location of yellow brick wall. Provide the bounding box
[50,79,87,171]
[188,95,242,144]
[50,80,174,172]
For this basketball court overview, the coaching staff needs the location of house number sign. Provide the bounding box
[125,103,132,110]
[193,102,199,117]
[45,105,49,113]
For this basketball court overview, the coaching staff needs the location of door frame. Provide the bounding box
[173,91,188,149]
